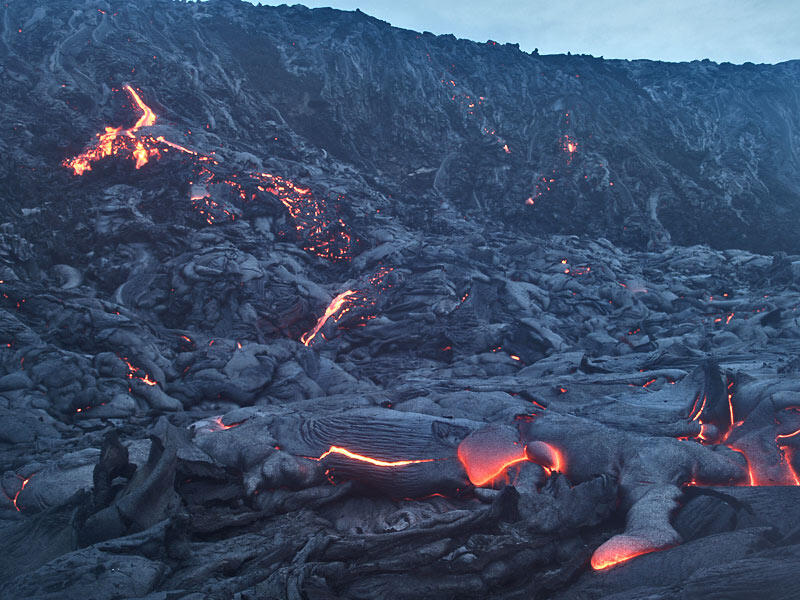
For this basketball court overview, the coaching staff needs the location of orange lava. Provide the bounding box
[300,267,393,346]
[300,290,357,346]
[64,86,356,260]
[458,445,529,487]
[210,416,245,431]
[63,84,168,175]
[317,446,435,467]
[11,475,31,512]
[526,441,565,476]
[591,544,657,570]
[120,356,158,387]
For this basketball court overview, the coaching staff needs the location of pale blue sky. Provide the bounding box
[246,0,799,64]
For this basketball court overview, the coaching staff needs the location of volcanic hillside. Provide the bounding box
[2,1,800,599]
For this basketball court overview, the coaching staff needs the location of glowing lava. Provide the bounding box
[300,290,357,346]
[525,441,565,476]
[120,356,158,387]
[64,86,357,261]
[209,416,245,432]
[63,84,172,175]
[301,267,393,346]
[317,446,435,467]
[458,443,529,487]
[10,475,32,512]
[591,538,661,571]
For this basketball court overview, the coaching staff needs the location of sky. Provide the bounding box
[246,0,800,64]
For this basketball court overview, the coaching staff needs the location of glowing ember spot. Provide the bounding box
[560,135,579,164]
[301,290,357,346]
[509,354,521,361]
[502,144,511,153]
[317,446,435,467]
[726,312,735,325]
[642,378,657,388]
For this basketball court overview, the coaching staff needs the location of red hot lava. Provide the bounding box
[64,86,356,261]
[4,474,33,512]
[208,416,246,432]
[457,427,565,487]
[120,356,157,387]
[591,540,662,571]
[301,267,393,346]
[317,446,435,467]
[63,85,171,175]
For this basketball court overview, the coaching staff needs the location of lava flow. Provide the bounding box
[64,85,356,261]
[682,385,800,487]
[120,356,157,387]
[208,416,246,432]
[301,266,393,346]
[63,85,175,175]
[5,474,33,512]
[591,540,661,571]
[317,446,435,467]
[457,427,565,487]
[300,290,357,346]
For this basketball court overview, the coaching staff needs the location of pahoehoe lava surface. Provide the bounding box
[2,1,800,599]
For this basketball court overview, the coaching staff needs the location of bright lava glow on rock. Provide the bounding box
[300,290,357,346]
[590,540,660,571]
[63,86,356,261]
[317,446,435,467]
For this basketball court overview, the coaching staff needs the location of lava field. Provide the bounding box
[2,1,800,599]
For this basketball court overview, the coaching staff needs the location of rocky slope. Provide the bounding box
[3,1,800,599]
[3,0,800,253]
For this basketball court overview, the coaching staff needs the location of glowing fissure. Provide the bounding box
[317,446,435,467]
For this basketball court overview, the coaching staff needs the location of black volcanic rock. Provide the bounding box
[2,0,800,599]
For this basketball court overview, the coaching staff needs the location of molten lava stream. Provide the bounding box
[316,446,435,467]
[590,543,660,571]
[300,290,357,346]
[63,84,163,175]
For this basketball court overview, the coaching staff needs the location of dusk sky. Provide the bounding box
[248,1,800,64]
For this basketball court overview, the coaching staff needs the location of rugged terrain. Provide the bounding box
[2,0,800,598]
